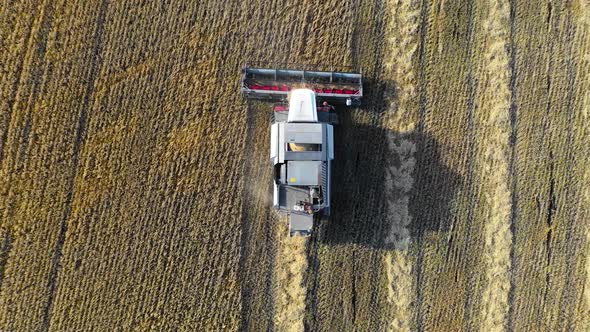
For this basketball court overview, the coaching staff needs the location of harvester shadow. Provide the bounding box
[304,110,462,329]
[318,111,462,250]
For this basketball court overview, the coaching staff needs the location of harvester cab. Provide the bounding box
[241,66,363,237]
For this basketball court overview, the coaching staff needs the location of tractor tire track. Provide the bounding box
[0,3,38,165]
[0,231,13,293]
[506,0,519,327]
[413,0,430,329]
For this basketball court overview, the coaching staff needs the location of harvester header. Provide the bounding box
[241,67,362,106]
[240,65,362,236]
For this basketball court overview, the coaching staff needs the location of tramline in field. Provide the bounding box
[241,67,363,236]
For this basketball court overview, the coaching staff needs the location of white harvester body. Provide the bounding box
[241,67,362,236]
[287,89,318,123]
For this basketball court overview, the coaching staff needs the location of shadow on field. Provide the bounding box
[318,110,462,250]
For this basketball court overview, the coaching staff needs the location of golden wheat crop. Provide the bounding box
[0,0,588,330]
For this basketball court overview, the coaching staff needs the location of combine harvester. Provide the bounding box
[241,67,363,236]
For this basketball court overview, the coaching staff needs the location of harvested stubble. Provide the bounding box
[274,233,308,332]
[469,0,513,331]
[508,1,590,330]
[383,136,417,332]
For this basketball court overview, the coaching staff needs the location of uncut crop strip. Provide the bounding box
[302,0,394,330]
[308,90,390,329]
[412,0,489,329]
[509,0,590,330]
[306,99,398,329]
[238,101,277,332]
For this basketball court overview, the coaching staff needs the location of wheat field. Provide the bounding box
[1,0,589,331]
